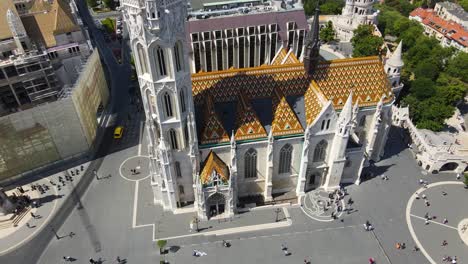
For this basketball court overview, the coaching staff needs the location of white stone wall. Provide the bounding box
[271,136,303,194]
[236,140,268,197]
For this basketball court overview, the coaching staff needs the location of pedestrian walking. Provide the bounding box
[419,179,424,184]
[63,256,72,261]
[425,219,430,225]
[457,173,461,180]
[116,256,122,263]
[425,200,430,207]
[424,212,429,220]
[30,212,36,219]
[26,223,30,228]
[442,240,448,246]
[422,194,427,200]
[413,246,419,251]
[347,198,353,205]
[281,243,287,251]
[443,218,448,224]
[89,258,95,264]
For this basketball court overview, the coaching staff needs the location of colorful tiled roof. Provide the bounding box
[410,7,468,48]
[200,151,229,185]
[283,50,300,64]
[192,56,393,144]
[200,96,230,145]
[271,49,287,65]
[304,81,324,125]
[271,89,304,136]
[234,94,267,140]
[311,57,393,109]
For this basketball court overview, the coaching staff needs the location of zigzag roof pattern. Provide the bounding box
[200,96,230,145]
[235,94,267,140]
[271,89,304,136]
[271,48,287,65]
[191,56,393,145]
[200,151,229,185]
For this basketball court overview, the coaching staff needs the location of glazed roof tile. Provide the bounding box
[200,151,229,185]
[234,94,267,140]
[271,89,304,136]
[271,49,287,65]
[304,82,323,125]
[200,96,230,145]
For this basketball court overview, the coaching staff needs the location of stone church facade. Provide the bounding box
[121,0,402,220]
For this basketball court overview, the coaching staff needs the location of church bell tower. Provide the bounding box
[121,0,199,211]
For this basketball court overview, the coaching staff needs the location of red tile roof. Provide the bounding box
[410,7,468,48]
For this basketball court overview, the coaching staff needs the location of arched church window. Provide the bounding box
[169,129,179,150]
[137,43,148,74]
[244,148,257,178]
[184,123,189,147]
[178,185,184,194]
[326,119,331,129]
[313,140,328,162]
[156,46,167,76]
[163,92,173,118]
[279,144,293,174]
[387,67,391,74]
[174,41,183,72]
[175,161,182,178]
[321,120,325,130]
[180,88,186,113]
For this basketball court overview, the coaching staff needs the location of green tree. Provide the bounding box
[303,0,319,16]
[410,77,436,100]
[460,0,468,11]
[351,25,383,57]
[320,0,344,15]
[157,240,167,254]
[102,0,113,8]
[436,74,468,105]
[320,21,335,43]
[464,173,468,188]
[446,52,468,83]
[86,0,98,7]
[414,59,439,80]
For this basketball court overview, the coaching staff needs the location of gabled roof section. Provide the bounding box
[283,49,300,64]
[235,94,267,140]
[311,57,393,109]
[54,0,80,35]
[200,96,230,145]
[271,89,304,136]
[200,151,229,185]
[304,81,323,125]
[271,48,287,65]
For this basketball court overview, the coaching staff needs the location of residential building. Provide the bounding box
[434,2,468,29]
[410,7,468,52]
[123,0,398,220]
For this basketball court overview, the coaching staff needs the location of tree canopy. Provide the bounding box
[376,3,468,131]
[303,0,344,15]
[320,21,335,43]
[351,25,383,57]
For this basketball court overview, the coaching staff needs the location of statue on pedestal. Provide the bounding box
[0,188,15,216]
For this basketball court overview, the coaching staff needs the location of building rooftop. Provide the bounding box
[0,0,19,40]
[410,7,468,48]
[437,2,468,21]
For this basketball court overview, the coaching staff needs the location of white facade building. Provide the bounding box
[435,2,468,29]
[122,1,398,220]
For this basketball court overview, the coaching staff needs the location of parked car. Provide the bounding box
[116,29,122,35]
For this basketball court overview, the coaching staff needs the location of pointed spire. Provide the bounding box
[338,91,353,124]
[230,130,236,148]
[386,41,403,68]
[303,5,321,75]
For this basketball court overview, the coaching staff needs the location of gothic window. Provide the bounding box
[178,185,184,194]
[279,144,293,174]
[270,33,277,63]
[259,35,266,65]
[313,140,328,162]
[179,88,186,113]
[194,43,201,72]
[156,46,167,76]
[321,120,326,130]
[216,40,223,70]
[326,119,331,129]
[184,123,189,147]
[249,36,255,67]
[137,43,148,74]
[205,41,212,71]
[387,67,391,74]
[169,129,179,150]
[163,92,173,117]
[297,30,305,58]
[359,115,366,127]
[244,148,257,178]
[175,161,182,178]
[238,37,245,68]
[174,42,183,72]
[308,173,316,184]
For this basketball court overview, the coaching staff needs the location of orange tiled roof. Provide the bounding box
[410,7,468,48]
[283,50,300,64]
[271,48,287,65]
[200,96,230,145]
[271,89,304,136]
[311,57,393,109]
[200,151,229,185]
[304,81,324,125]
[192,56,392,144]
[234,94,267,140]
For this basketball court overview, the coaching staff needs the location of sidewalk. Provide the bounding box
[0,162,90,255]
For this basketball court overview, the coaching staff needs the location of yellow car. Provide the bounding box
[114,126,124,139]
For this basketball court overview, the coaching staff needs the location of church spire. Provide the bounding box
[386,41,403,68]
[303,5,321,75]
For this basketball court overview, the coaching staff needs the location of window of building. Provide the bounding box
[174,42,182,72]
[192,33,199,42]
[227,39,234,68]
[297,30,305,58]
[359,115,366,127]
[156,46,167,76]
[137,43,148,74]
[4,66,18,77]
[179,88,186,113]
[244,148,257,178]
[184,123,189,147]
[178,185,184,194]
[259,35,266,65]
[313,140,328,162]
[321,120,325,130]
[216,40,223,70]
[203,32,211,40]
[308,173,316,184]
[169,129,179,150]
[270,33,277,63]
[279,144,293,174]
[175,161,182,178]
[249,36,255,67]
[237,28,244,36]
[205,42,212,72]
[163,92,173,117]
[287,31,294,50]
[238,37,245,68]
[326,119,331,129]
[215,30,222,39]
[194,43,201,72]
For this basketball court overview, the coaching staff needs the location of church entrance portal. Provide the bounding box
[206,192,225,218]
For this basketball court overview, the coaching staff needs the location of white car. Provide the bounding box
[116,20,122,26]
[116,29,122,34]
